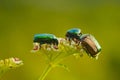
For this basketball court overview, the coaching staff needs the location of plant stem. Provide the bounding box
[38,64,52,80]
[0,68,8,79]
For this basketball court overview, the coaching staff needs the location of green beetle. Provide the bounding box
[65,28,82,44]
[80,34,101,58]
[33,34,58,50]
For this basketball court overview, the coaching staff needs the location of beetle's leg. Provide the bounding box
[48,44,52,49]
[65,37,68,40]
[45,44,51,50]
[68,38,72,45]
[76,40,81,46]
[44,44,47,49]
[44,44,50,49]
[66,37,69,42]
[39,44,42,49]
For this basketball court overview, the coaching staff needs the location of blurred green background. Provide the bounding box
[0,0,120,80]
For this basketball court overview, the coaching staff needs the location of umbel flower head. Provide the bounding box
[0,57,23,69]
[31,37,98,63]
[0,57,23,78]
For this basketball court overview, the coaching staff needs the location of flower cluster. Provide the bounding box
[0,57,23,78]
[31,37,89,64]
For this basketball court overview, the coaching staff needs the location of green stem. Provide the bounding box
[38,64,52,80]
[0,68,8,78]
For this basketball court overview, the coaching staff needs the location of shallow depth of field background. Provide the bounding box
[0,0,120,80]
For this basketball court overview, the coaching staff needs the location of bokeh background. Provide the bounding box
[0,0,120,80]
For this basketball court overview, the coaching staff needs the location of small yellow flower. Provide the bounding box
[0,57,23,78]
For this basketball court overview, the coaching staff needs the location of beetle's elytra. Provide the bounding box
[33,34,58,49]
[80,34,101,57]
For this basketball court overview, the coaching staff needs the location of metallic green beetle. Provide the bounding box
[79,34,101,58]
[33,34,58,50]
[65,28,82,44]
